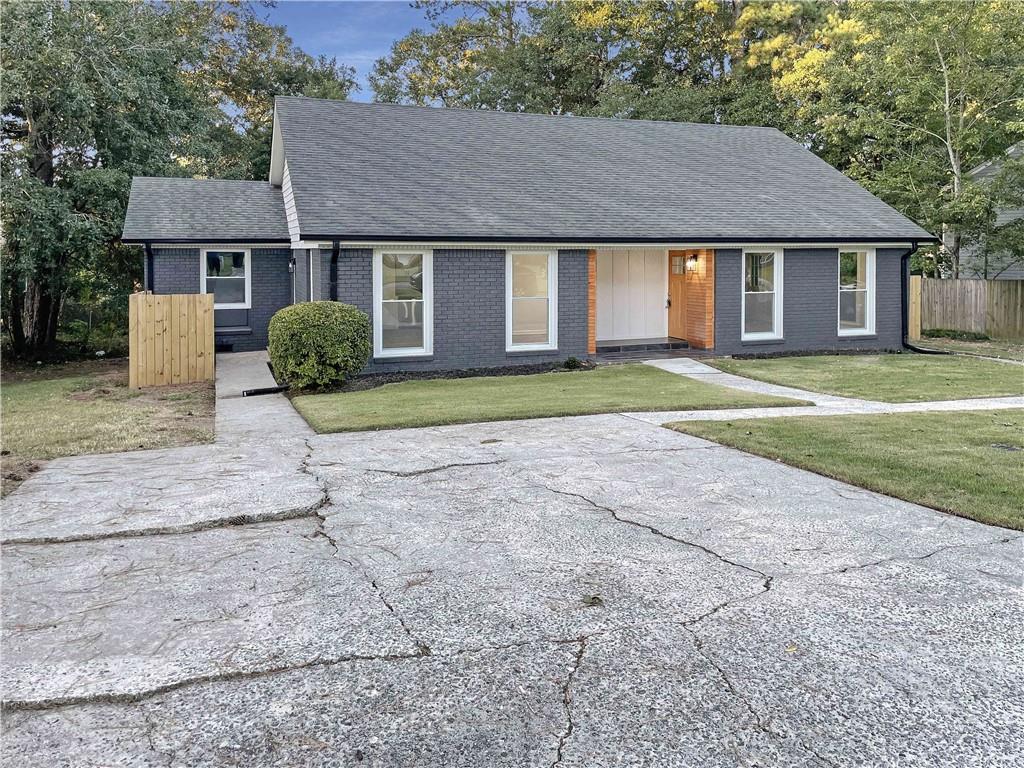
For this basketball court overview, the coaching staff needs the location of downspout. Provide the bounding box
[901,240,946,355]
[329,240,340,301]
[144,243,155,292]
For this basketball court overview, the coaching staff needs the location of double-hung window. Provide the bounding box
[202,249,250,309]
[741,249,782,340]
[507,251,557,351]
[373,249,433,357]
[838,249,875,335]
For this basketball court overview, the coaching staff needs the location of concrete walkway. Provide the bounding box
[636,357,1024,424]
[0,352,321,544]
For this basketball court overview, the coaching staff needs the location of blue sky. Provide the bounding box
[256,1,431,100]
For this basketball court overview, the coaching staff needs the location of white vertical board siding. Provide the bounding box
[595,248,667,341]
[596,250,616,340]
[282,161,301,243]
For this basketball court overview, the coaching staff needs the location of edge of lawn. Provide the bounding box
[290,365,812,433]
[666,412,1024,531]
[705,354,1024,403]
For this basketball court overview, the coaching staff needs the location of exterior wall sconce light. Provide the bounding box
[686,254,699,272]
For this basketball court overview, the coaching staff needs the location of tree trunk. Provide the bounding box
[22,277,63,354]
[3,278,27,356]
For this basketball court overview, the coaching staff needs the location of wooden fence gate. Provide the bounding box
[908,276,1024,341]
[128,292,215,388]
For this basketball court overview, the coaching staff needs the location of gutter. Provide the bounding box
[300,234,941,246]
[329,240,340,301]
[900,241,948,355]
[144,243,154,291]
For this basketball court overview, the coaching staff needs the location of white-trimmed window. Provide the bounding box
[741,249,783,340]
[507,250,558,351]
[201,249,250,309]
[373,249,433,357]
[838,249,875,335]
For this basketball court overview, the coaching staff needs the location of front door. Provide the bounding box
[668,251,688,339]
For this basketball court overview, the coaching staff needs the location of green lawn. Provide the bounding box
[709,354,1024,402]
[669,409,1024,529]
[2,360,214,495]
[292,364,807,433]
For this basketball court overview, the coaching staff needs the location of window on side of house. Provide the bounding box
[742,249,782,340]
[374,249,432,357]
[838,249,875,335]
[507,251,558,351]
[202,249,250,309]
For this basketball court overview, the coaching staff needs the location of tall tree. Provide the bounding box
[1,1,356,357]
[1,0,210,356]
[200,10,357,179]
[771,0,1024,276]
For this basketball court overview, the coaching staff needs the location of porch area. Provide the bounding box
[587,247,716,356]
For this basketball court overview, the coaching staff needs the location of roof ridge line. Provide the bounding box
[274,94,784,133]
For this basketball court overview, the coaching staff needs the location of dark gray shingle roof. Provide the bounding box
[122,177,289,242]
[277,96,934,242]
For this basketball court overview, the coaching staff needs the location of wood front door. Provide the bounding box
[668,251,688,339]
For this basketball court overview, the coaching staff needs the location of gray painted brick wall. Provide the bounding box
[151,246,291,352]
[293,248,310,303]
[335,248,589,373]
[317,248,333,301]
[714,247,906,355]
[151,248,200,293]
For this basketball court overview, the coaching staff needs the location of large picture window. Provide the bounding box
[838,249,875,335]
[201,249,250,309]
[742,249,782,340]
[373,249,432,357]
[507,251,557,350]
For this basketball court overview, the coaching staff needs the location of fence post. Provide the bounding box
[908,275,922,341]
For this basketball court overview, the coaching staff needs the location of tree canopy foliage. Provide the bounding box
[1,0,355,357]
[374,0,1024,276]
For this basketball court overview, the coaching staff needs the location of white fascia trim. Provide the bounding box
[372,248,434,358]
[506,250,558,352]
[837,247,877,336]
[336,240,918,251]
[199,247,252,310]
[155,243,289,249]
[740,247,784,342]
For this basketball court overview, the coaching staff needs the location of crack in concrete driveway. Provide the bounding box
[2,354,1022,766]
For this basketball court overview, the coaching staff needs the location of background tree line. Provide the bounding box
[3,0,1022,359]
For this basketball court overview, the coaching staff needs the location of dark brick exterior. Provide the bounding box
[150,248,200,294]
[714,247,906,355]
[151,246,291,352]
[292,248,310,303]
[334,248,589,373]
[150,242,907,366]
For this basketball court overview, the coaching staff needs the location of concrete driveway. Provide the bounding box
[3,361,1022,767]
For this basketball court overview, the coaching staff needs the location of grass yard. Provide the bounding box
[669,409,1024,529]
[292,363,807,433]
[709,353,1023,402]
[1,359,214,495]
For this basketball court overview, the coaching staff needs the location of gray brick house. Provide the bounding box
[122,96,935,370]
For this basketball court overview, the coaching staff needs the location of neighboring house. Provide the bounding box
[960,141,1024,280]
[121,96,935,370]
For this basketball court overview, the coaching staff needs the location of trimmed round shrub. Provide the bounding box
[268,301,371,389]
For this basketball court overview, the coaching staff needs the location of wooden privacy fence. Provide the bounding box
[128,292,215,388]
[909,276,1024,341]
